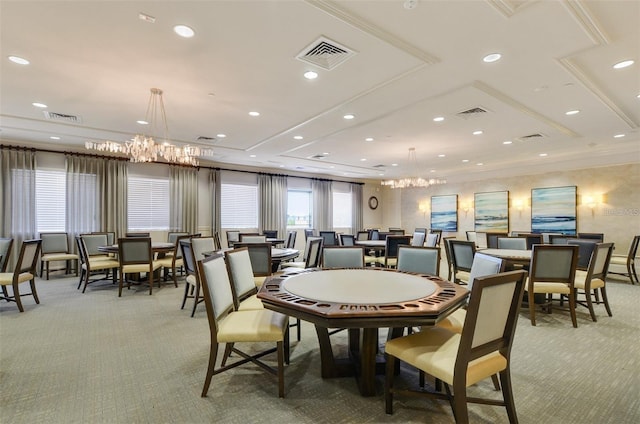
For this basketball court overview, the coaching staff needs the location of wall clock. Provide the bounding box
[368,196,379,210]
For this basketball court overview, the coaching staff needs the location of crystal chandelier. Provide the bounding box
[85,88,213,166]
[381,147,447,189]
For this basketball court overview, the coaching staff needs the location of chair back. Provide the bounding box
[226,230,240,247]
[81,233,108,256]
[585,242,614,281]
[239,234,266,243]
[549,234,571,244]
[468,252,505,290]
[517,233,543,250]
[198,253,235,324]
[425,233,439,247]
[465,231,477,243]
[305,238,323,268]
[628,235,640,260]
[322,246,364,268]
[475,232,488,249]
[75,236,89,267]
[15,239,43,275]
[92,231,115,245]
[285,231,296,249]
[179,239,197,277]
[385,235,412,259]
[225,247,259,305]
[449,240,476,272]
[567,239,598,270]
[414,227,427,234]
[263,230,278,239]
[369,229,380,240]
[356,231,369,241]
[529,244,579,283]
[497,237,527,250]
[339,234,356,246]
[118,238,153,265]
[458,271,527,371]
[319,231,337,246]
[388,228,405,235]
[578,232,604,242]
[485,232,507,249]
[191,237,216,261]
[212,232,222,250]
[396,246,440,275]
[232,242,272,277]
[428,229,442,246]
[168,231,189,244]
[0,238,14,272]
[411,232,425,247]
[304,229,316,240]
[125,232,150,238]
[40,232,70,254]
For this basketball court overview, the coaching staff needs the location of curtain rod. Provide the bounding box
[0,144,364,185]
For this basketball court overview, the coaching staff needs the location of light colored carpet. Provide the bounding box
[1,272,639,424]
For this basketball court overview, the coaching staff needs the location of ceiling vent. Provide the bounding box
[43,111,82,123]
[309,154,327,159]
[373,164,386,168]
[296,36,356,70]
[518,133,546,140]
[196,136,216,142]
[455,107,489,119]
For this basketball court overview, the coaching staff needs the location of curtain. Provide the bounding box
[209,169,221,237]
[258,174,288,238]
[98,159,127,240]
[170,165,198,233]
[351,183,363,232]
[66,155,100,242]
[0,148,37,270]
[312,179,332,231]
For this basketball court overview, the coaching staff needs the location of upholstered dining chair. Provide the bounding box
[608,235,639,284]
[117,237,161,296]
[230,242,272,286]
[425,233,439,248]
[383,235,412,268]
[322,246,365,269]
[197,253,289,398]
[155,234,190,287]
[76,236,119,293]
[280,237,322,271]
[263,230,278,239]
[319,231,338,246]
[285,231,297,249]
[567,239,598,271]
[125,232,150,238]
[0,239,42,312]
[497,237,527,250]
[167,231,189,244]
[225,247,264,311]
[449,240,477,284]
[573,242,614,321]
[0,238,14,272]
[339,234,356,246]
[527,244,579,327]
[428,229,442,246]
[80,233,111,261]
[179,238,204,317]
[39,232,78,279]
[411,231,426,247]
[239,234,266,243]
[191,237,216,262]
[396,246,440,276]
[384,270,527,424]
[226,230,240,247]
[91,231,115,246]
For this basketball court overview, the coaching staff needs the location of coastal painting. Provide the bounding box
[531,186,577,235]
[431,195,457,231]
[475,191,509,232]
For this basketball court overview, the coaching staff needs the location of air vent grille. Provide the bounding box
[196,136,216,141]
[310,154,327,159]
[455,107,489,119]
[519,133,546,140]
[373,164,386,168]
[297,36,356,70]
[43,111,82,123]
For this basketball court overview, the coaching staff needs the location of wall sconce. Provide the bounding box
[514,199,525,211]
[461,201,472,216]
[418,202,429,217]
[582,194,602,216]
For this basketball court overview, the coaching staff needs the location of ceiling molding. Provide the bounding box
[562,0,610,45]
[471,81,580,137]
[305,0,440,64]
[485,0,537,18]
[557,58,638,129]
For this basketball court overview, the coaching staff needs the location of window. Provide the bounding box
[287,190,312,228]
[332,191,352,228]
[36,169,66,232]
[221,183,258,228]
[128,176,170,230]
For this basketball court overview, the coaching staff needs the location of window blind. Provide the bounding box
[221,183,258,228]
[36,170,66,232]
[333,191,352,228]
[127,176,170,230]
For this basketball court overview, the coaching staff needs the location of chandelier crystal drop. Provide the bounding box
[85,88,213,166]
[381,148,447,189]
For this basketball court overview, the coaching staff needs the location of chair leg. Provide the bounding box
[221,343,234,366]
[600,287,613,316]
[148,271,153,295]
[181,283,190,309]
[30,279,40,304]
[191,282,200,317]
[46,262,50,280]
[584,288,597,322]
[296,318,301,341]
[450,381,469,424]
[118,272,124,297]
[499,369,519,424]
[491,373,501,391]
[13,283,24,312]
[201,342,219,397]
[569,291,578,328]
[277,341,285,398]
[384,354,395,414]
[528,289,537,326]
[172,266,178,288]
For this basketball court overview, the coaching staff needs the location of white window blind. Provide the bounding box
[127,176,170,230]
[287,190,312,228]
[221,183,258,228]
[36,170,66,232]
[332,191,352,228]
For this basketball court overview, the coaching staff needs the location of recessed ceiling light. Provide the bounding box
[613,59,634,69]
[249,111,260,117]
[565,110,580,115]
[303,71,318,80]
[32,102,47,108]
[477,163,484,166]
[360,158,367,161]
[539,153,548,157]
[365,137,374,142]
[322,152,329,155]
[473,130,483,135]
[249,154,257,158]
[503,140,512,145]
[378,173,384,176]
[613,134,625,138]
[483,53,502,63]
[433,116,445,122]
[438,154,445,158]
[137,120,149,125]
[173,25,195,38]
[293,135,303,140]
[462,159,469,163]
[50,136,61,140]
[430,169,436,173]
[343,114,355,120]
[279,165,285,168]
[216,133,226,138]
[8,55,29,65]
[391,163,398,167]
[329,166,335,169]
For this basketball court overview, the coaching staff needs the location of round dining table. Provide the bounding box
[258,267,468,396]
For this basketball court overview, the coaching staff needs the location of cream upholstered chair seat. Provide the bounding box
[0,239,42,312]
[39,232,79,279]
[572,242,614,321]
[0,270,35,285]
[217,309,288,343]
[236,293,263,311]
[455,270,470,283]
[528,280,571,294]
[436,309,466,333]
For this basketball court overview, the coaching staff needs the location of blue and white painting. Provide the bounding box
[431,195,457,231]
[475,191,509,232]
[531,186,577,235]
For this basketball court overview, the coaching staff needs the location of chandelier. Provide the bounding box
[85,88,213,166]
[381,147,447,189]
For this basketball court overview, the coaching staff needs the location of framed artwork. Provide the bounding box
[531,186,577,235]
[474,191,509,232]
[431,194,458,231]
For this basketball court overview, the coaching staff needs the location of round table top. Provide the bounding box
[283,268,437,304]
[480,248,532,260]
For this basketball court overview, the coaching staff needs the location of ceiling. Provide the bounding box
[1,0,638,183]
